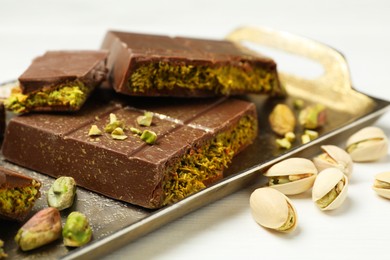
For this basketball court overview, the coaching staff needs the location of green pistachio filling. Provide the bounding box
[374,179,390,189]
[4,81,92,114]
[277,204,296,231]
[0,180,40,216]
[162,115,257,206]
[269,174,311,186]
[129,62,282,95]
[316,179,344,209]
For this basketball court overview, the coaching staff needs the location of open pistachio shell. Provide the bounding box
[250,187,297,233]
[264,158,318,195]
[312,167,348,211]
[313,145,353,178]
[346,126,388,162]
[373,172,390,199]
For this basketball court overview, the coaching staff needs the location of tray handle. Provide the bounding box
[226,26,374,114]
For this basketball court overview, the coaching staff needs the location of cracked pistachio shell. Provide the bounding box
[346,126,388,162]
[264,158,318,195]
[250,187,297,233]
[312,168,348,211]
[313,145,353,178]
[373,172,390,199]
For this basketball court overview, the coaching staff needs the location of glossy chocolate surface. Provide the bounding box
[101,31,281,97]
[18,51,108,94]
[2,90,257,208]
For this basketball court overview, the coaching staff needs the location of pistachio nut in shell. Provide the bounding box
[312,168,348,211]
[346,126,388,162]
[264,158,318,195]
[250,187,297,233]
[373,172,390,199]
[313,145,353,178]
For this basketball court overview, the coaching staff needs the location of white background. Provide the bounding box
[1,1,390,259]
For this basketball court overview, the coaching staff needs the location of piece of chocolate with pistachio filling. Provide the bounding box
[101,31,285,97]
[4,50,108,114]
[2,95,258,209]
[0,166,41,221]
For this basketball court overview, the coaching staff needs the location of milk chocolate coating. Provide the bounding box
[18,50,108,94]
[0,166,41,221]
[2,92,257,208]
[0,102,5,141]
[101,31,283,97]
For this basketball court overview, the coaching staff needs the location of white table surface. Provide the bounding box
[1,1,390,259]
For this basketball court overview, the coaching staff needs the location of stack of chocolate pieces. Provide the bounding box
[1,31,284,209]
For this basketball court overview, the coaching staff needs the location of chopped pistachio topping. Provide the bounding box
[374,179,390,189]
[63,211,92,247]
[111,127,128,140]
[104,113,125,133]
[305,129,318,140]
[162,115,257,206]
[129,62,284,96]
[301,134,311,144]
[284,132,296,142]
[88,125,102,136]
[140,130,157,144]
[277,203,296,231]
[4,80,91,114]
[130,127,142,135]
[137,111,153,126]
[316,179,345,208]
[0,180,40,217]
[276,138,291,149]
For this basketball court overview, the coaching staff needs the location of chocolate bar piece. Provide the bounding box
[101,31,284,97]
[0,102,5,141]
[4,51,108,113]
[0,167,41,221]
[2,95,258,209]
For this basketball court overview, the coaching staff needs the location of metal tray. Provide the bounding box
[1,27,389,259]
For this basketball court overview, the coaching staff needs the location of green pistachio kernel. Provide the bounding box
[137,111,153,126]
[130,127,142,136]
[140,130,157,144]
[63,212,92,247]
[111,127,128,140]
[276,138,291,149]
[104,113,124,133]
[15,207,62,251]
[301,134,311,144]
[88,125,102,136]
[47,176,77,211]
[304,129,319,140]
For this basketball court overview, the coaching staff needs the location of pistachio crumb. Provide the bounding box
[105,113,125,133]
[137,111,153,126]
[88,125,102,136]
[285,132,296,142]
[111,127,128,140]
[304,129,319,140]
[276,138,291,149]
[130,127,142,135]
[140,130,157,144]
[301,134,311,144]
